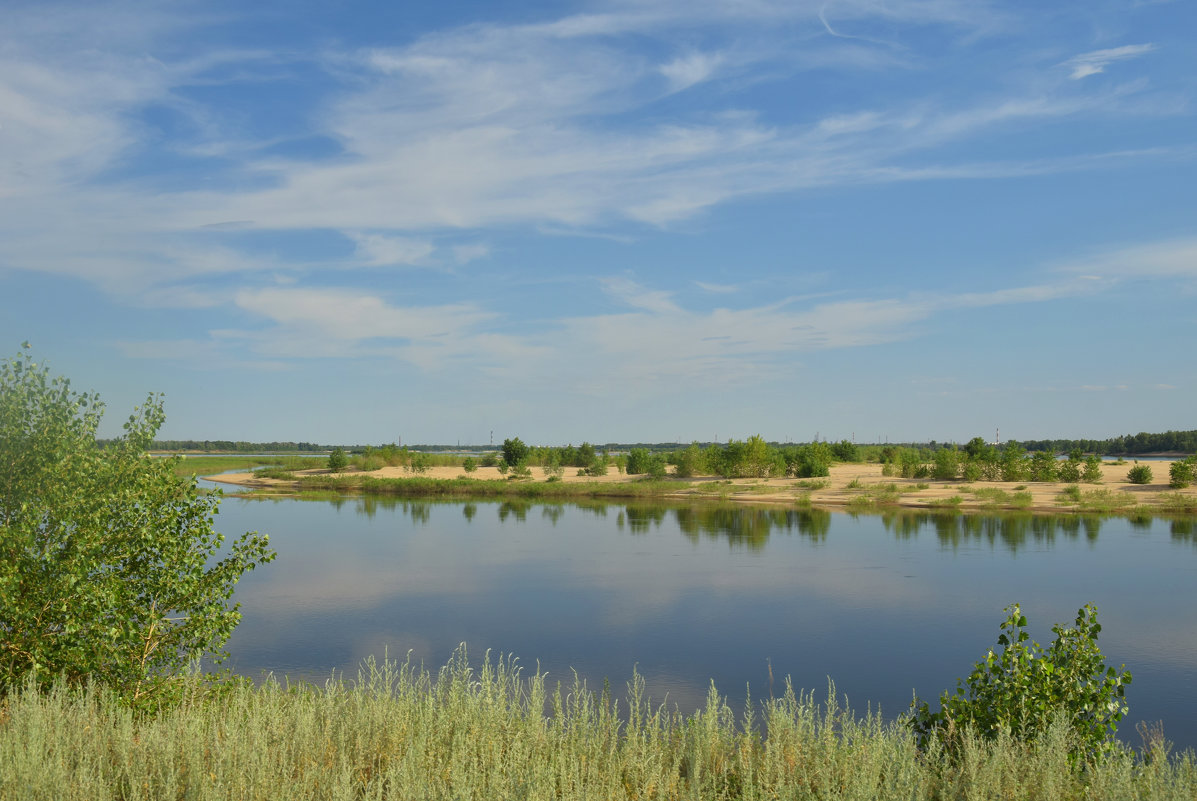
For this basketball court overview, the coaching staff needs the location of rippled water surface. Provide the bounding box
[213,496,1197,749]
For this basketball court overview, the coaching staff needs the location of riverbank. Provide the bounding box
[207,460,1197,516]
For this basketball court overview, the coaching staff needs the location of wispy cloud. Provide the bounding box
[0,2,1184,304]
[1063,44,1156,80]
[601,277,682,314]
[695,281,739,294]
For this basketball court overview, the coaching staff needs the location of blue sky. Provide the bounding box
[2,0,1194,446]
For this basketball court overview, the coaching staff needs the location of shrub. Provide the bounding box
[582,457,609,477]
[1082,455,1104,484]
[542,454,564,480]
[461,457,477,473]
[1127,464,1153,485]
[625,447,652,475]
[645,454,668,479]
[1169,458,1195,489]
[910,604,1131,762]
[480,454,498,467]
[0,347,274,703]
[830,439,859,462]
[672,442,706,478]
[327,447,348,472]
[405,452,432,474]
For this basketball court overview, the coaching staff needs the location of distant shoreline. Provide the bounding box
[206,461,1196,517]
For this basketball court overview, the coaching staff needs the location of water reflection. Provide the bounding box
[284,491,1197,554]
[673,506,831,548]
[876,512,1107,552]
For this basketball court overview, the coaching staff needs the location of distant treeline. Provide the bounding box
[1018,429,1197,456]
[132,440,328,452]
[124,429,1197,456]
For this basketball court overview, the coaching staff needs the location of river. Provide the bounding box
[210,494,1197,750]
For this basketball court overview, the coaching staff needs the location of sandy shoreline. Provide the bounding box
[206,459,1196,515]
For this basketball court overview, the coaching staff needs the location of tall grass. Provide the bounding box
[2,650,1194,800]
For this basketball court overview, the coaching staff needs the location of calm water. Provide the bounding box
[211,495,1197,750]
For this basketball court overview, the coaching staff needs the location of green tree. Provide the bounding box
[461,457,478,474]
[1082,455,1104,484]
[963,436,988,460]
[575,442,597,468]
[0,347,274,702]
[501,437,529,468]
[327,447,348,472]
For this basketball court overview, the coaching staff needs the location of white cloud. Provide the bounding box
[346,232,435,267]
[659,51,725,92]
[1063,44,1156,80]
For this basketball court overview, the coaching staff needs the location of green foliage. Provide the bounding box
[1000,442,1028,482]
[625,447,652,475]
[963,436,988,460]
[830,439,860,462]
[0,348,274,703]
[910,604,1131,762]
[575,442,597,467]
[671,441,706,478]
[644,454,668,479]
[542,452,564,481]
[1057,455,1082,483]
[1127,464,1154,485]
[932,448,960,481]
[713,435,782,478]
[327,446,348,472]
[1082,455,1104,484]
[405,452,432,474]
[580,456,609,477]
[480,453,499,468]
[1029,450,1058,482]
[1057,484,1083,504]
[461,456,478,473]
[1169,458,1195,489]
[961,461,982,482]
[786,442,832,478]
[501,437,530,468]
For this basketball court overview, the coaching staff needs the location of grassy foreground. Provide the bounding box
[3,651,1194,801]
